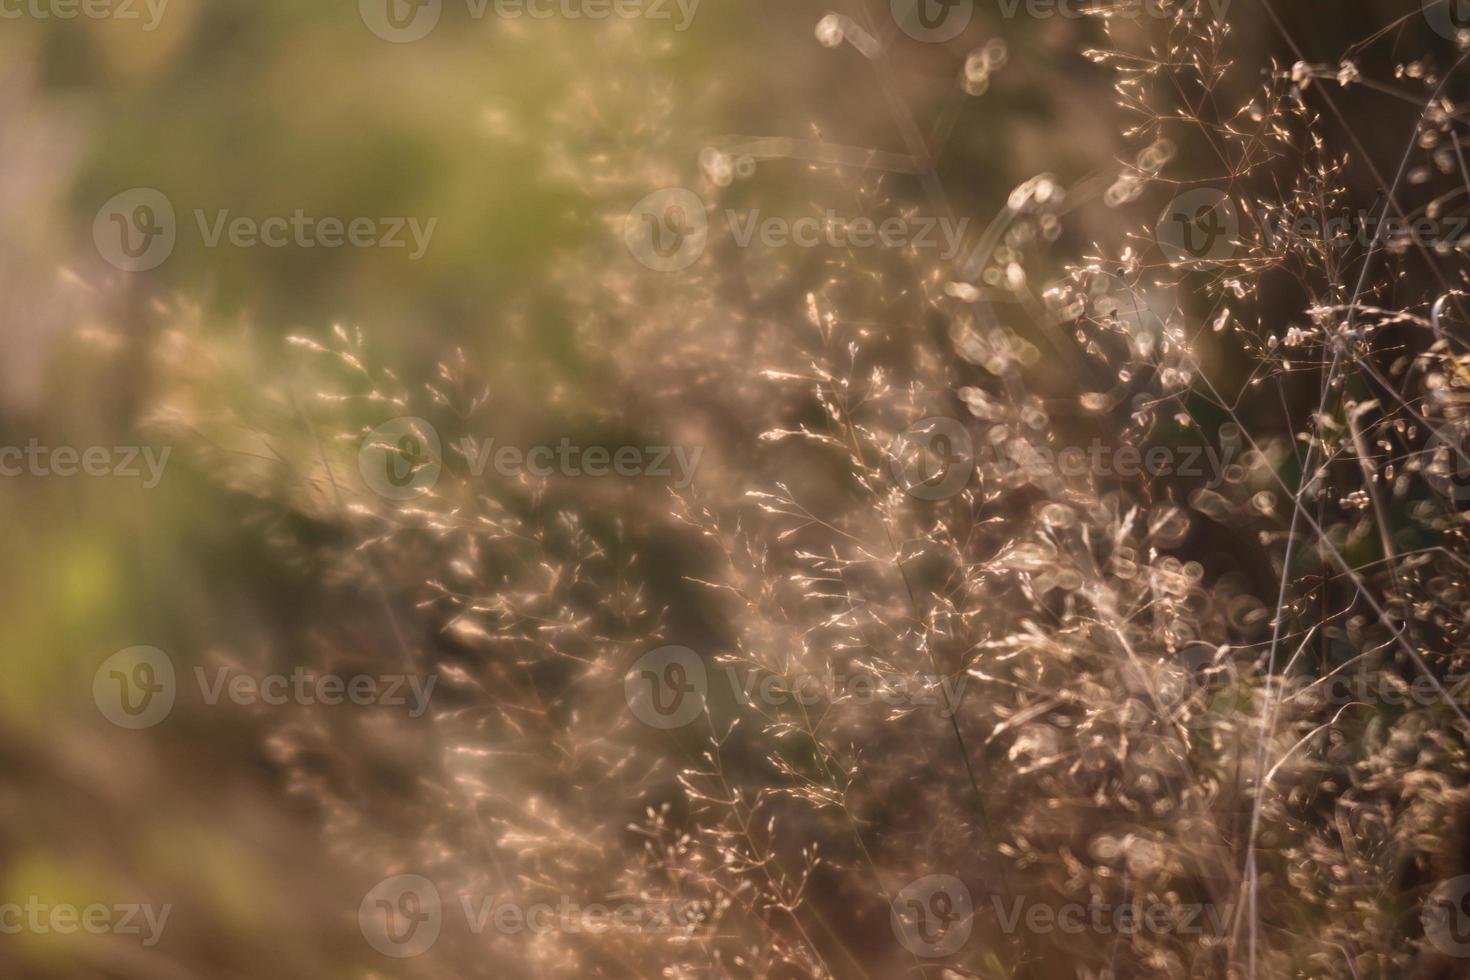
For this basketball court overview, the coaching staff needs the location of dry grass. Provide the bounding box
[126,3,1470,978]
